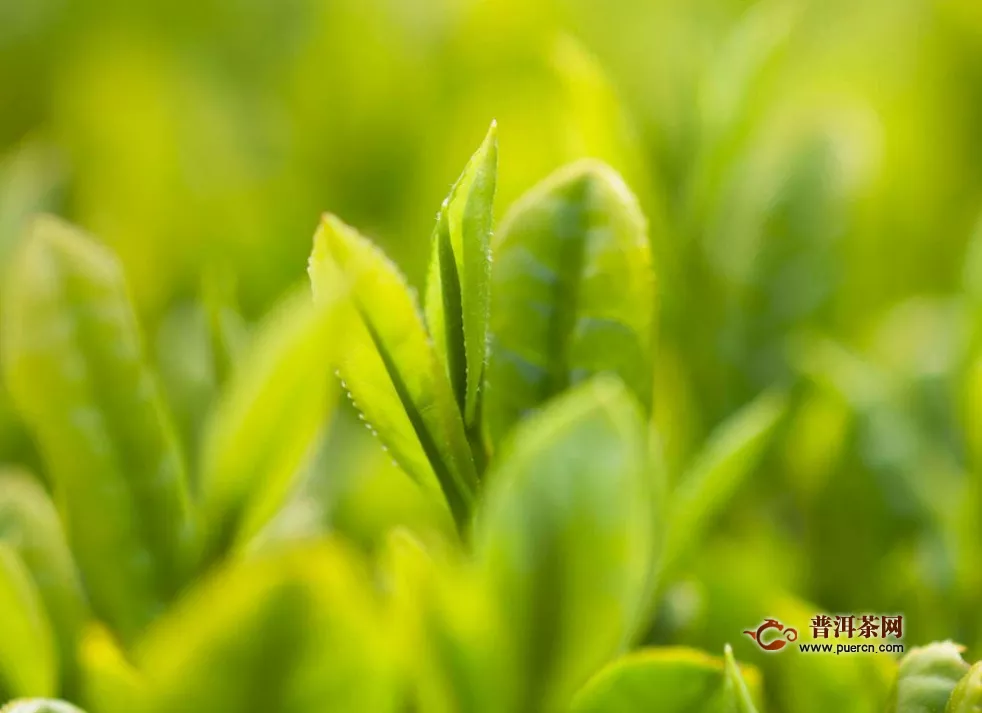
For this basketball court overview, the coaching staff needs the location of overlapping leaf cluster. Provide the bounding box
[0,127,788,711]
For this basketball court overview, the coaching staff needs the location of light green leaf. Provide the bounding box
[199,286,340,557]
[138,542,397,713]
[0,701,86,713]
[663,389,786,574]
[77,625,147,713]
[1,216,195,644]
[891,642,969,713]
[0,544,57,699]
[570,647,763,713]
[380,530,512,713]
[0,470,87,694]
[308,214,478,529]
[425,122,497,430]
[724,644,760,713]
[474,376,653,712]
[946,661,982,713]
[484,160,655,447]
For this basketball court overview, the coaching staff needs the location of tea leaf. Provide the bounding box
[946,661,982,713]
[381,530,512,713]
[0,544,57,699]
[892,642,969,713]
[425,122,497,429]
[723,644,760,713]
[309,214,478,529]
[138,542,397,713]
[0,470,87,694]
[484,160,654,447]
[77,625,147,713]
[474,376,653,711]
[569,647,762,713]
[199,287,340,557]
[663,389,786,574]
[1,216,195,644]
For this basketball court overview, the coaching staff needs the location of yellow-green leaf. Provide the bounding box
[1,216,195,644]
[425,122,497,429]
[484,160,654,447]
[0,470,87,695]
[947,661,982,713]
[77,625,147,713]
[724,644,760,713]
[0,701,86,713]
[663,389,786,575]
[570,647,763,713]
[474,376,653,712]
[199,287,340,557]
[138,542,397,713]
[309,214,478,529]
[0,544,57,699]
[380,530,512,713]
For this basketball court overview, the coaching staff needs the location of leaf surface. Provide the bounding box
[474,376,653,712]
[1,216,195,644]
[484,160,654,446]
[138,542,397,713]
[309,215,478,528]
[0,544,57,699]
[570,647,762,713]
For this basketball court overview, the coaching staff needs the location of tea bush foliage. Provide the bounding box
[3,1,982,711]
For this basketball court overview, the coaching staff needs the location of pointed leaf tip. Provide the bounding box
[724,645,760,713]
[425,125,498,434]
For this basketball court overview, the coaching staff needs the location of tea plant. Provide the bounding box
[0,124,965,712]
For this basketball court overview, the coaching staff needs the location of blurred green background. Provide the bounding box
[3,0,982,684]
